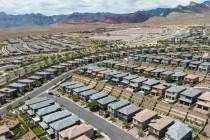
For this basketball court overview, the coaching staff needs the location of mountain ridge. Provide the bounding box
[0,1,210,28]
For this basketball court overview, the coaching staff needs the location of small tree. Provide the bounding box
[138,128,145,137]
[87,100,98,111]
[176,80,183,86]
[164,76,173,83]
[7,104,13,112]
[123,121,130,129]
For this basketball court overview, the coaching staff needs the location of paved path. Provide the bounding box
[43,94,138,140]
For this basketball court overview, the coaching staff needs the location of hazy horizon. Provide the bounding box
[0,0,207,16]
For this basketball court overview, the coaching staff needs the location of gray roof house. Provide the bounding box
[117,104,140,122]
[165,86,186,103]
[179,89,202,106]
[171,72,187,81]
[72,86,92,95]
[48,115,80,138]
[42,110,72,125]
[160,71,174,78]
[36,103,61,117]
[45,68,58,75]
[140,79,160,93]
[97,96,117,110]
[29,99,55,112]
[0,88,17,99]
[104,71,121,80]
[18,79,36,87]
[111,72,129,83]
[65,83,84,93]
[161,57,173,65]
[188,61,202,70]
[8,82,27,93]
[79,89,98,101]
[164,122,192,140]
[89,91,108,102]
[59,81,78,91]
[25,97,50,106]
[35,71,51,79]
[151,68,165,77]
[179,60,192,68]
[198,62,210,73]
[108,100,130,116]
[28,75,43,81]
[121,74,139,85]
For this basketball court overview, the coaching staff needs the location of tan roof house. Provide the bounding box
[196,92,210,114]
[59,124,94,140]
[133,109,158,130]
[184,74,199,84]
[148,117,174,139]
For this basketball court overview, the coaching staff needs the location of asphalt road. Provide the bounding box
[0,69,78,115]
[44,94,138,140]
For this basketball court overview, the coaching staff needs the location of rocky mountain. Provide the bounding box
[0,1,210,28]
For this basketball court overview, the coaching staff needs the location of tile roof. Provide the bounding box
[108,100,130,110]
[149,117,174,131]
[133,109,157,123]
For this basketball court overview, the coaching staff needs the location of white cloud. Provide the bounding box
[0,0,207,15]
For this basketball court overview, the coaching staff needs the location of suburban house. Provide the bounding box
[35,71,52,80]
[28,99,55,114]
[129,77,148,92]
[108,100,130,116]
[51,64,65,74]
[59,81,78,91]
[150,83,170,98]
[79,89,98,101]
[121,74,139,85]
[148,117,174,139]
[198,62,210,73]
[182,54,192,60]
[171,72,187,81]
[48,115,80,139]
[179,60,192,68]
[133,109,158,130]
[88,91,108,102]
[8,82,27,93]
[161,57,172,65]
[0,125,12,139]
[196,92,210,114]
[140,79,160,94]
[58,124,94,140]
[160,71,174,79]
[45,68,58,76]
[153,57,163,64]
[146,55,155,64]
[192,55,201,61]
[179,88,202,106]
[165,86,186,103]
[143,67,155,76]
[188,61,202,70]
[164,122,192,140]
[0,88,17,99]
[72,86,92,95]
[65,83,84,93]
[151,68,165,78]
[171,58,182,66]
[126,64,138,72]
[35,104,61,119]
[103,71,121,80]
[184,74,199,84]
[97,96,117,110]
[28,75,44,83]
[117,104,140,122]
[133,66,146,74]
[0,94,6,105]
[18,79,36,88]
[111,73,129,83]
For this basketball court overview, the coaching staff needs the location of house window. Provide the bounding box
[203,106,209,111]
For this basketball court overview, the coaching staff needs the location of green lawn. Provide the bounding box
[32,127,44,136]
[12,125,25,135]
[40,136,49,140]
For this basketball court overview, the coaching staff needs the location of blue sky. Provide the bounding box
[0,0,207,15]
